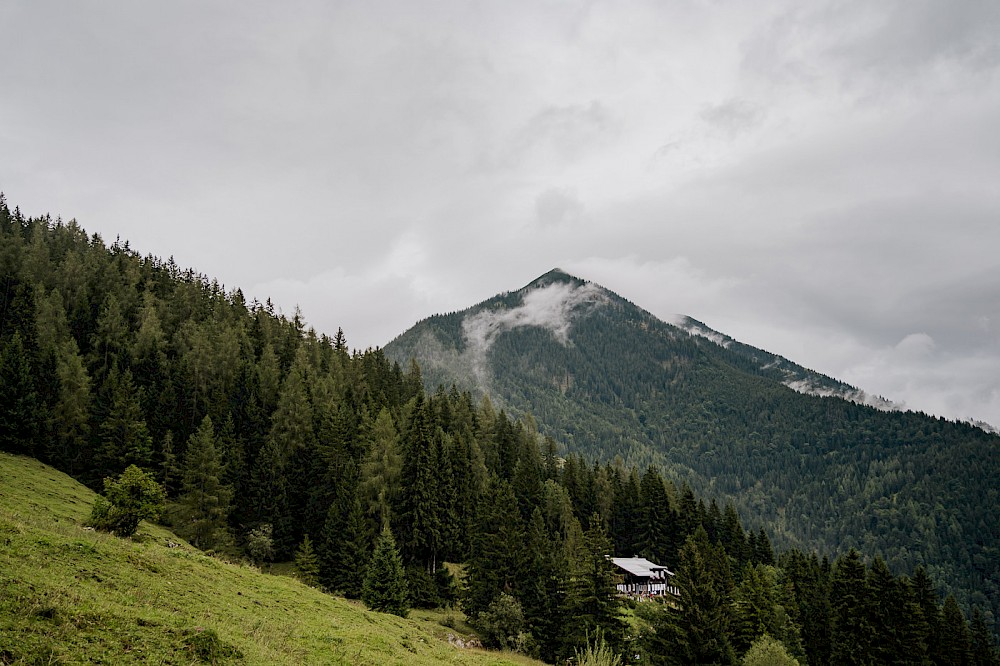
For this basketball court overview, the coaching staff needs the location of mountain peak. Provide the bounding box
[522,267,586,291]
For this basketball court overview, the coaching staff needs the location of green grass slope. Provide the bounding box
[0,452,539,665]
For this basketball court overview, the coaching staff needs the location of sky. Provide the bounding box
[3,1,1000,427]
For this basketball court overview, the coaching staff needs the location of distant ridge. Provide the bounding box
[385,269,1000,627]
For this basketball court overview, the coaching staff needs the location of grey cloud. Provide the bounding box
[4,0,1000,427]
[699,98,764,138]
[535,187,584,228]
[506,101,616,166]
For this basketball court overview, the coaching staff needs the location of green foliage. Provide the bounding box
[0,332,40,455]
[563,514,626,655]
[174,416,232,551]
[741,634,799,666]
[245,523,274,566]
[476,593,528,652]
[294,534,320,586]
[574,628,622,666]
[675,527,737,665]
[362,527,410,617]
[87,464,166,537]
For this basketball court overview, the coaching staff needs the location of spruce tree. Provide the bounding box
[0,332,40,455]
[464,477,525,620]
[361,527,409,617]
[830,549,872,666]
[47,338,92,473]
[175,416,232,550]
[96,366,152,476]
[562,514,626,657]
[939,595,973,666]
[294,534,320,587]
[970,607,1000,666]
[675,526,737,665]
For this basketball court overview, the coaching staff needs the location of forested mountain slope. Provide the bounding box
[2,196,997,661]
[385,269,1000,631]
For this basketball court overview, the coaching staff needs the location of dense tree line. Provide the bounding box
[1,196,998,663]
[387,269,1000,636]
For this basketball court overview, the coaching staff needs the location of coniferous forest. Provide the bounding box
[2,195,998,664]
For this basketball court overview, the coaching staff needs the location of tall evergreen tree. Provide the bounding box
[939,594,973,666]
[361,527,409,617]
[562,514,626,657]
[464,477,525,620]
[0,332,40,455]
[47,338,92,473]
[398,398,441,571]
[96,365,152,477]
[970,607,1000,666]
[359,407,402,531]
[829,549,872,666]
[674,526,736,665]
[175,416,232,550]
[294,534,320,587]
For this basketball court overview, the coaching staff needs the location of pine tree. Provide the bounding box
[830,549,872,666]
[563,514,626,657]
[675,526,737,665]
[939,594,973,666]
[361,527,409,617]
[158,431,181,497]
[44,338,92,473]
[638,465,675,563]
[865,557,913,663]
[175,416,232,550]
[912,565,943,664]
[249,437,292,557]
[464,477,525,620]
[970,607,1000,666]
[96,366,152,477]
[0,332,40,455]
[294,534,320,587]
[318,461,370,598]
[732,563,778,655]
[359,407,401,531]
[520,507,565,663]
[397,398,440,571]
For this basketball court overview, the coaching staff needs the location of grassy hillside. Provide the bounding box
[0,452,539,665]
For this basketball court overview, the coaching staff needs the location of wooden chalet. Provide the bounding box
[610,557,679,598]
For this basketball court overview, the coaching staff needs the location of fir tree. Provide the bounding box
[0,332,40,456]
[563,514,626,657]
[361,527,409,617]
[829,549,872,666]
[675,526,736,665]
[294,534,320,587]
[939,594,973,666]
[47,338,92,473]
[464,478,525,620]
[175,416,232,550]
[970,607,1000,666]
[96,366,152,476]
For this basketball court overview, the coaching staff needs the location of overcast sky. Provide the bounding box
[3,1,999,427]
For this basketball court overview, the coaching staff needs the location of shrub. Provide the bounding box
[87,465,165,537]
[476,593,529,652]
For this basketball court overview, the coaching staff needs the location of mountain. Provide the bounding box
[385,268,1000,622]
